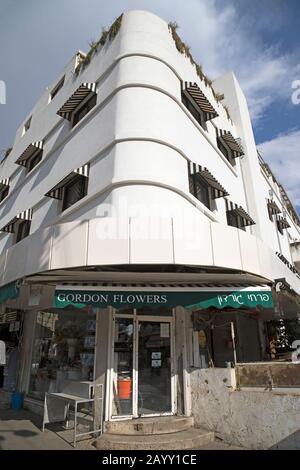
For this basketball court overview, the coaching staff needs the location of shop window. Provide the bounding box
[62,175,88,211]
[15,220,31,243]
[189,174,211,209]
[72,93,97,128]
[182,92,207,131]
[28,309,96,400]
[0,309,22,390]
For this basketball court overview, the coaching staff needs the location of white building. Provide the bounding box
[0,10,300,431]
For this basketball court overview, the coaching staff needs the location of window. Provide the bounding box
[226,212,246,231]
[27,149,43,172]
[50,76,65,101]
[29,309,96,400]
[189,174,211,209]
[268,205,274,222]
[217,140,232,163]
[72,93,97,128]
[227,211,239,228]
[62,175,88,211]
[182,93,207,131]
[23,117,32,135]
[15,220,31,243]
[0,186,9,203]
[277,221,284,235]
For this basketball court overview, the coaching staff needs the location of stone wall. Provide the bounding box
[190,368,300,449]
[236,362,300,388]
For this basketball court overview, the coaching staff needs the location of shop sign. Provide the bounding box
[53,289,273,310]
[0,282,19,304]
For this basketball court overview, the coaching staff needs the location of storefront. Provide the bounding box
[0,283,22,392]
[12,283,275,421]
[28,307,97,400]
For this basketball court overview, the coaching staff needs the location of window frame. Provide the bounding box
[267,205,274,222]
[277,220,284,235]
[15,220,31,243]
[181,91,207,131]
[61,174,88,212]
[189,173,211,210]
[226,211,246,231]
[23,117,32,135]
[71,93,97,128]
[27,149,43,173]
[0,186,9,203]
[217,139,235,166]
[50,76,65,102]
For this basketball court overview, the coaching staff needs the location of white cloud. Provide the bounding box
[87,0,298,122]
[258,130,300,207]
[159,0,299,122]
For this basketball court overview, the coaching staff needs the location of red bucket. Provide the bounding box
[117,377,132,399]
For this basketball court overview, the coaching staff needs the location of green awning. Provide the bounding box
[54,289,273,310]
[0,282,19,304]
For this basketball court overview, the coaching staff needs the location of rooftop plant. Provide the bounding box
[168,21,232,123]
[75,14,123,75]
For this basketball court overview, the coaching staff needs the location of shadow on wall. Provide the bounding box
[270,430,300,450]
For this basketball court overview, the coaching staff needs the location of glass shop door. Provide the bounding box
[111,315,174,419]
[136,319,173,416]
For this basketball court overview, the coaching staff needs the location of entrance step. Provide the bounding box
[95,427,215,450]
[105,416,194,435]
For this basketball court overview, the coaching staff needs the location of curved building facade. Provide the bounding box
[0,11,299,423]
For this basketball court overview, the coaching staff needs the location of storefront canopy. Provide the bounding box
[53,288,273,310]
[0,282,19,304]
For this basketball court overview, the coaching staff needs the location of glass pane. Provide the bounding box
[138,321,171,415]
[29,309,96,400]
[195,177,210,208]
[112,318,133,416]
[63,176,86,210]
[227,212,239,228]
[136,307,173,316]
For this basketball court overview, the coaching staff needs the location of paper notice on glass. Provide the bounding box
[152,359,161,368]
[160,323,170,338]
[152,352,161,359]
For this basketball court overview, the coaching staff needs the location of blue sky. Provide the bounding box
[0,0,299,212]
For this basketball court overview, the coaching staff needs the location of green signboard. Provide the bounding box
[53,289,273,310]
[0,282,19,304]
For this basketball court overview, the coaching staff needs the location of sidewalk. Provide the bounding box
[0,409,246,451]
[0,409,94,450]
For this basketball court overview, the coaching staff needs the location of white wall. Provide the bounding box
[191,368,300,449]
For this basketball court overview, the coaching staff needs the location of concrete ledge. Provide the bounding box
[237,362,300,388]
